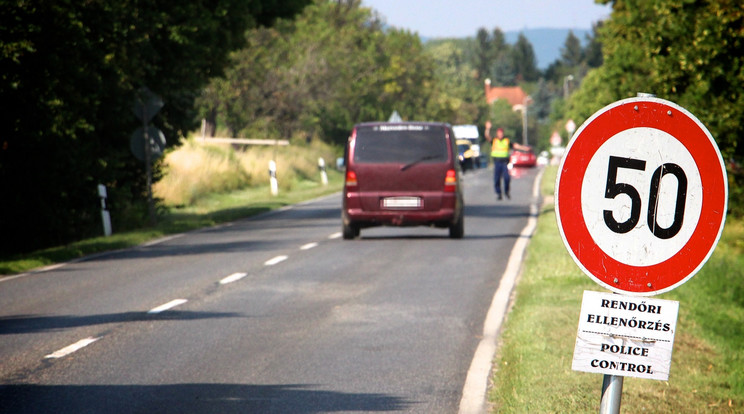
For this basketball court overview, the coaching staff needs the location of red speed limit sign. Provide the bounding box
[556,97,728,296]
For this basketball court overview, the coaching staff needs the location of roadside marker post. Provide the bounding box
[319,157,328,186]
[555,95,728,413]
[97,184,112,237]
[269,160,279,196]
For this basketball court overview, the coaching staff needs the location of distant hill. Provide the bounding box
[505,28,592,69]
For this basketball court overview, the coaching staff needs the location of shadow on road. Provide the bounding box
[464,203,534,219]
[0,383,414,413]
[0,311,244,335]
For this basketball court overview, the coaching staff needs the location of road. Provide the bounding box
[0,166,542,414]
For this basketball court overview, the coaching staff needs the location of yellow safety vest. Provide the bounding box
[491,137,510,158]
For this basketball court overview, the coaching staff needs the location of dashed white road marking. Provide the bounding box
[300,242,318,250]
[264,255,288,266]
[147,299,188,314]
[220,272,248,285]
[328,232,342,239]
[45,337,101,359]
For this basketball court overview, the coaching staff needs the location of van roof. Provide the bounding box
[355,121,451,128]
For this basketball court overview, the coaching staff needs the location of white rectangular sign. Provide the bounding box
[572,290,679,381]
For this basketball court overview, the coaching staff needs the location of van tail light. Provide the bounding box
[444,169,457,192]
[345,170,358,188]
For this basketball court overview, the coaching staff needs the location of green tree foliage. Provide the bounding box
[473,28,509,83]
[544,27,604,94]
[470,27,515,86]
[474,28,495,82]
[560,31,583,68]
[541,24,608,148]
[199,0,464,146]
[583,22,604,68]
[488,99,522,141]
[423,39,489,126]
[0,0,310,255]
[568,0,743,215]
[511,33,539,82]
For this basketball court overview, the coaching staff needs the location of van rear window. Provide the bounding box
[353,124,448,164]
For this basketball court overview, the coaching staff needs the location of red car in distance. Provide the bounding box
[510,149,537,168]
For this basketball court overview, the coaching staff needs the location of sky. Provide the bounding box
[361,0,612,38]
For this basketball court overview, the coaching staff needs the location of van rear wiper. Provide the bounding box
[401,154,439,171]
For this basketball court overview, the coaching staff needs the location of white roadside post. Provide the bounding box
[555,94,728,414]
[318,157,328,186]
[269,160,279,196]
[97,184,112,237]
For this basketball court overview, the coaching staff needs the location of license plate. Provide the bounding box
[382,197,421,208]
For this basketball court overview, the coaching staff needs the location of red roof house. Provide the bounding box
[484,79,529,111]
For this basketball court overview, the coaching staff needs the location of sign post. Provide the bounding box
[555,95,727,413]
[131,87,164,226]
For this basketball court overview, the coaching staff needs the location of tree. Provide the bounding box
[424,39,488,125]
[474,28,495,82]
[489,99,522,140]
[572,0,744,215]
[511,33,539,82]
[0,0,311,254]
[584,22,604,68]
[560,31,583,68]
[199,0,460,146]
[471,27,512,84]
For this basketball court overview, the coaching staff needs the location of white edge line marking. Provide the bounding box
[45,336,101,359]
[328,232,342,239]
[458,168,544,414]
[220,272,248,285]
[264,255,288,266]
[300,242,318,250]
[147,299,188,314]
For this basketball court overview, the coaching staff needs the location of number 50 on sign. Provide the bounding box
[555,97,728,296]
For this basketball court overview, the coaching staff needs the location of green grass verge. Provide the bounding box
[489,165,743,413]
[0,171,343,276]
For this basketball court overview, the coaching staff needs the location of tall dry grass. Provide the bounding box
[154,136,339,206]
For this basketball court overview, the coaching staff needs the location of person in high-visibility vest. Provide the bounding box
[485,121,531,200]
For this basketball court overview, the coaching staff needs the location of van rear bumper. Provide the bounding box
[343,192,460,227]
[345,208,457,226]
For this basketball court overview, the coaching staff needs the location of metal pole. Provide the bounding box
[563,75,574,100]
[521,98,529,146]
[142,113,156,226]
[599,374,623,414]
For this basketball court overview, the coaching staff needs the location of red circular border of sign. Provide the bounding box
[556,99,727,295]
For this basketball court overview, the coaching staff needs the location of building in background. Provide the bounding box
[484,79,528,111]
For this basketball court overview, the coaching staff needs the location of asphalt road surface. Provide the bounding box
[0,165,541,414]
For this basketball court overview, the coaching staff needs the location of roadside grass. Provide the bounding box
[489,165,743,413]
[154,136,339,206]
[0,138,344,276]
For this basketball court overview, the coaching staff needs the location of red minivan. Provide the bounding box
[342,122,464,239]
